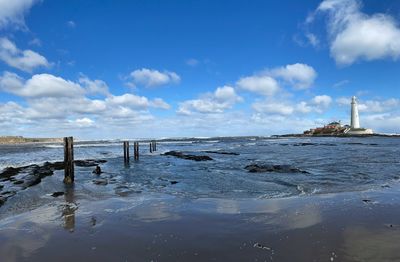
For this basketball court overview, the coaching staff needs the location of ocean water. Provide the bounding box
[1,136,400,202]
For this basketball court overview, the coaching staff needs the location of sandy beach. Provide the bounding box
[1,185,400,261]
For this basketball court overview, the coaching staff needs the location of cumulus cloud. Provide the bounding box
[0,72,84,98]
[79,75,110,96]
[127,68,181,88]
[177,86,242,115]
[269,63,317,90]
[237,63,317,94]
[0,72,171,136]
[312,95,332,108]
[313,0,400,65]
[252,95,332,116]
[236,75,280,96]
[150,98,171,109]
[0,37,50,72]
[0,0,38,30]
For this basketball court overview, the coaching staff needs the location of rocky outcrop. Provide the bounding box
[245,164,310,174]
[0,159,107,207]
[163,151,213,161]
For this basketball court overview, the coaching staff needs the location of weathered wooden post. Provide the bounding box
[123,141,130,163]
[149,142,153,153]
[154,140,157,151]
[134,142,139,160]
[63,137,74,184]
[150,140,156,152]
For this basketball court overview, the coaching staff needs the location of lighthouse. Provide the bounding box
[347,96,373,135]
[350,96,360,129]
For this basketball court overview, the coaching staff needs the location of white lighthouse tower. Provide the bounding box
[350,96,360,129]
[347,96,373,135]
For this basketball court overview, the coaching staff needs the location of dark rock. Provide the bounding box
[0,166,21,179]
[245,164,310,174]
[362,199,373,203]
[204,151,240,155]
[75,159,107,167]
[51,192,65,197]
[93,179,108,186]
[25,176,42,187]
[293,143,315,146]
[13,180,24,185]
[43,161,65,170]
[163,151,213,161]
[170,181,179,185]
[92,165,102,175]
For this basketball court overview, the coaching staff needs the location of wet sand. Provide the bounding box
[1,185,400,261]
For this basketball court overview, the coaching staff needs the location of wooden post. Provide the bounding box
[63,137,74,184]
[134,142,139,160]
[149,142,153,153]
[123,141,130,163]
[150,140,156,152]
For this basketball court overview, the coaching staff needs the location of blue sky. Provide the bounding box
[0,0,399,139]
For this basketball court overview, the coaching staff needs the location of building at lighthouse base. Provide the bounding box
[345,128,373,135]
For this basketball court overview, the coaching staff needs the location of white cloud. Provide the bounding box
[251,95,332,116]
[236,75,280,96]
[74,117,94,127]
[296,101,313,114]
[315,0,400,65]
[312,95,332,108]
[252,101,294,116]
[237,63,317,94]
[127,68,181,88]
[105,94,150,109]
[269,63,317,90]
[0,37,50,72]
[79,75,110,96]
[0,71,171,133]
[178,85,242,115]
[0,72,84,98]
[150,98,171,109]
[0,0,38,30]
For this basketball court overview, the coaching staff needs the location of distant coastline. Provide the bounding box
[0,136,63,144]
[273,133,400,138]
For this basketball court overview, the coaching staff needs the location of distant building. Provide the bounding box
[303,96,374,136]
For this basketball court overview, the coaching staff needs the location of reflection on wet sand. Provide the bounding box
[203,197,322,230]
[61,185,76,232]
[342,226,400,261]
[130,200,181,222]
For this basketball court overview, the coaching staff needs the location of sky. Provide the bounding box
[0,0,399,139]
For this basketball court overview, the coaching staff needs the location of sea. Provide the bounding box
[1,136,399,202]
